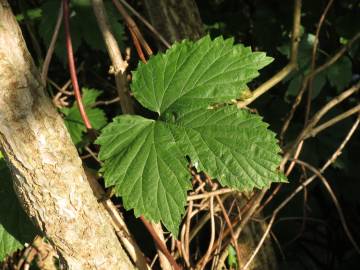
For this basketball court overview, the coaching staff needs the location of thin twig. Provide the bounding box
[129,27,147,63]
[281,31,360,139]
[282,81,360,164]
[305,0,335,122]
[248,116,360,269]
[212,219,225,270]
[187,188,233,201]
[41,2,63,84]
[84,146,101,164]
[242,215,275,270]
[140,217,182,270]
[18,0,43,64]
[183,200,193,268]
[305,103,360,138]
[63,0,92,129]
[293,159,360,254]
[112,0,153,57]
[258,138,304,215]
[237,0,302,107]
[199,196,215,270]
[215,195,242,269]
[118,0,170,48]
[47,78,73,95]
[270,231,286,261]
[152,222,173,270]
[91,97,121,107]
[201,191,265,268]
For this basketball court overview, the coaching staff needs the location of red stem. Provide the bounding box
[140,216,183,270]
[129,27,146,63]
[63,0,92,130]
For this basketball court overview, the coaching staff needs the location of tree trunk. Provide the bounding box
[0,1,134,269]
[141,0,204,47]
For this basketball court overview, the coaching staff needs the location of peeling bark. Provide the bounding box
[0,1,134,269]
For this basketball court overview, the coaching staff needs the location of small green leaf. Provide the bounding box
[132,35,273,114]
[227,245,238,268]
[0,156,37,261]
[278,33,313,71]
[61,88,107,145]
[286,71,326,100]
[326,56,352,92]
[16,8,42,22]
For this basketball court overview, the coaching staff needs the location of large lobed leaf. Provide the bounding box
[97,36,284,235]
[131,36,273,115]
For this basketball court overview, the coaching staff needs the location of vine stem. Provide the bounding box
[140,217,183,270]
[63,0,92,129]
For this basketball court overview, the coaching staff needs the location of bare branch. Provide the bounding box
[237,0,302,107]
[92,0,134,114]
[306,104,360,138]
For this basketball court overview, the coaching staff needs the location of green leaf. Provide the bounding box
[16,8,42,22]
[286,72,326,101]
[0,155,37,261]
[227,245,238,268]
[97,107,284,234]
[97,115,191,235]
[131,35,273,115]
[97,36,283,235]
[326,56,352,92]
[61,88,107,145]
[278,33,313,72]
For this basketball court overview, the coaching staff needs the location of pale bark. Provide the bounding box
[0,1,134,269]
